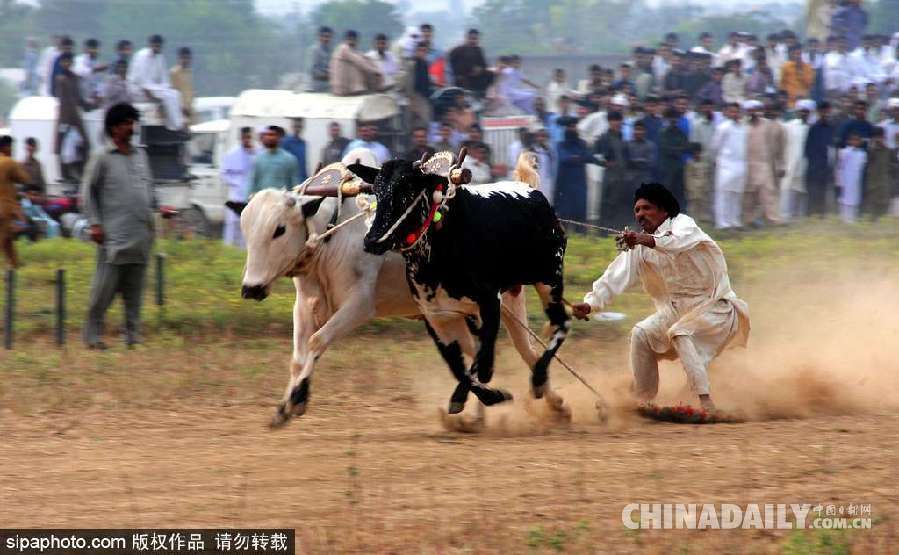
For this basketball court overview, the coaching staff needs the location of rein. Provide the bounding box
[399,182,457,252]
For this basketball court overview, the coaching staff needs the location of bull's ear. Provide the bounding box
[347,162,380,185]
[225,200,247,216]
[301,196,326,219]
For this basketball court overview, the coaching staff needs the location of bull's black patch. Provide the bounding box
[357,160,572,415]
[290,377,311,407]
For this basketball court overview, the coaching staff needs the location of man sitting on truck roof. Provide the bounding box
[127,34,184,131]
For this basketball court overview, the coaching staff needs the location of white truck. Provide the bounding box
[184,90,401,237]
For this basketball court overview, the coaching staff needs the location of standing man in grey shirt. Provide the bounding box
[308,26,333,93]
[81,103,155,349]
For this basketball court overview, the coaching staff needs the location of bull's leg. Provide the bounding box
[468,295,514,408]
[470,294,501,383]
[424,318,474,414]
[272,285,319,428]
[272,285,377,428]
[499,290,540,370]
[531,280,571,400]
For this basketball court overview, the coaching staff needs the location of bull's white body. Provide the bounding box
[239,190,538,424]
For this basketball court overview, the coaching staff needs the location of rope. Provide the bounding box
[305,196,376,249]
[500,304,609,410]
[399,182,458,253]
[372,190,429,245]
[559,219,627,235]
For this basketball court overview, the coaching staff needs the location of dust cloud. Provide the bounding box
[431,271,899,432]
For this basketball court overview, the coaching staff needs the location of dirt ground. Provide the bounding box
[1,330,897,554]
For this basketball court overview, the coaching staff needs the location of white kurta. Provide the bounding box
[584,214,750,397]
[780,119,810,220]
[711,119,747,228]
[836,146,866,220]
[879,118,899,150]
[37,46,58,97]
[73,53,103,99]
[824,52,852,92]
[533,145,555,204]
[127,47,184,130]
[221,146,256,248]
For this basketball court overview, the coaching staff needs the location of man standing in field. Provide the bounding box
[81,104,156,349]
[0,136,33,269]
[572,183,750,411]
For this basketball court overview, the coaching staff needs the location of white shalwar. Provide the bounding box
[221,146,256,248]
[835,146,866,223]
[127,47,184,130]
[584,214,750,400]
[780,118,810,220]
[711,119,747,229]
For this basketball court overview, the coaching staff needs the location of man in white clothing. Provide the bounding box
[880,98,899,149]
[344,122,391,165]
[127,34,184,130]
[73,38,108,105]
[366,33,400,89]
[712,102,747,229]
[572,183,750,411]
[37,35,61,97]
[781,100,815,220]
[222,126,256,248]
[824,36,853,96]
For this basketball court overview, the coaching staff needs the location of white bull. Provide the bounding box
[235,188,540,428]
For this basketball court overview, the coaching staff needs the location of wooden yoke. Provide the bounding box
[297,163,374,197]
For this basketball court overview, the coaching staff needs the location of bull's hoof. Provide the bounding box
[268,402,307,429]
[269,406,291,429]
[439,410,486,434]
[472,386,513,407]
[448,400,466,415]
[595,400,610,424]
[531,382,549,399]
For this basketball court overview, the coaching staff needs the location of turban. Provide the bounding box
[634,183,680,218]
[795,99,816,112]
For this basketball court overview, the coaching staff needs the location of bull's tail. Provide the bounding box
[513,152,540,189]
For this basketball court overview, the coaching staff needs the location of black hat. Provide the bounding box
[634,182,680,217]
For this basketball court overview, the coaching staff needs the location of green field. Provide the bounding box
[6,217,899,341]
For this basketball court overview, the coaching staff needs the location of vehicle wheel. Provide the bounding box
[175,207,210,240]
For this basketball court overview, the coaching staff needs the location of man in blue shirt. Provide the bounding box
[831,0,868,51]
[804,101,836,215]
[344,122,391,165]
[280,118,308,182]
[250,126,300,194]
[837,99,874,148]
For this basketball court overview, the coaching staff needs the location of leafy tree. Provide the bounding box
[0,0,36,67]
[310,0,403,44]
[870,0,899,36]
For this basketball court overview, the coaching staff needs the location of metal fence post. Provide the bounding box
[4,269,14,350]
[55,269,66,346]
[155,253,165,306]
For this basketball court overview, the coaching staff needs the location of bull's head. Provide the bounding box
[230,190,325,301]
[349,160,445,256]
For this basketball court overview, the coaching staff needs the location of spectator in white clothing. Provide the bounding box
[127,34,184,130]
[366,33,400,89]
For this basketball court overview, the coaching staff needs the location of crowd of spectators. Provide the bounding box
[303,4,897,228]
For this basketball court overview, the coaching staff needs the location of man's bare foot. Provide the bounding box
[699,394,716,412]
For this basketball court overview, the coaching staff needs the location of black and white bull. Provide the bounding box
[232,188,541,427]
[351,160,571,414]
